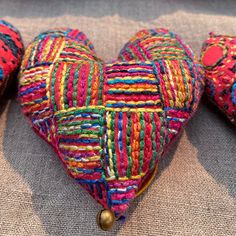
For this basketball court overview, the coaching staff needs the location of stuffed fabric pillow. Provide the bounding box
[0,20,23,96]
[201,33,236,125]
[19,28,203,230]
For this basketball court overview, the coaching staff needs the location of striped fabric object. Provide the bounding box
[19,28,204,218]
[201,33,236,125]
[0,20,23,95]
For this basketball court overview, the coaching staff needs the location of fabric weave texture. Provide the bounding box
[19,28,203,217]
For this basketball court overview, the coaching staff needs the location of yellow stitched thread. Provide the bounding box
[62,50,94,61]
[107,75,156,81]
[79,134,99,139]
[41,39,53,62]
[65,155,101,162]
[106,100,159,105]
[50,37,64,62]
[108,88,157,92]
[59,144,101,151]
[21,71,48,85]
[91,63,99,105]
[46,38,65,103]
[55,105,105,115]
[105,107,163,112]
[183,62,193,103]
[21,43,34,69]
[60,63,67,110]
[162,62,174,107]
[30,41,39,66]
[28,100,48,110]
[169,60,184,107]
[176,62,186,105]
[166,60,176,107]
[106,172,146,181]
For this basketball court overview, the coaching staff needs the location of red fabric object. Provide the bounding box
[201,32,236,125]
[201,45,226,68]
[0,20,24,95]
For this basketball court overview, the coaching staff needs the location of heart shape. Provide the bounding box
[19,28,203,224]
[201,33,236,125]
[0,20,23,95]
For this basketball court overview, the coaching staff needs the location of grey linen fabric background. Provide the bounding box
[0,0,236,235]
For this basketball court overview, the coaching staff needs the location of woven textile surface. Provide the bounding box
[0,0,236,235]
[19,27,203,217]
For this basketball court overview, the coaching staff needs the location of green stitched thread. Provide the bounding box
[126,111,132,178]
[98,63,104,105]
[149,112,157,170]
[110,112,119,178]
[86,61,94,106]
[63,64,72,109]
[139,112,145,173]
[51,63,59,111]
[73,64,80,107]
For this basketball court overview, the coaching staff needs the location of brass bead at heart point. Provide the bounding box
[97,209,115,231]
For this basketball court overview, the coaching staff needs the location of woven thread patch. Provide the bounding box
[19,28,203,216]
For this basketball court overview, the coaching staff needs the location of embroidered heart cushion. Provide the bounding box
[201,33,236,125]
[19,28,203,228]
[0,20,23,95]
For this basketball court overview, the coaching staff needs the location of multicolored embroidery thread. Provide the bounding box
[0,20,23,95]
[201,32,236,125]
[19,28,203,220]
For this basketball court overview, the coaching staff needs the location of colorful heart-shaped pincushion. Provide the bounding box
[201,33,236,125]
[19,28,203,229]
[0,20,23,95]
